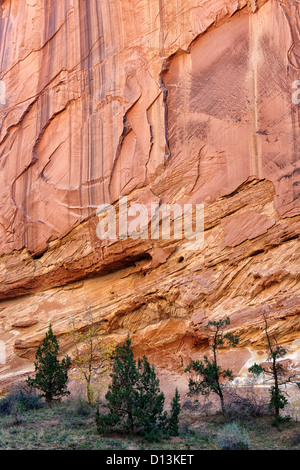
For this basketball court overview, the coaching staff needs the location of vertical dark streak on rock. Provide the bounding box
[108,111,133,201]
[0,0,11,72]
[279,2,300,151]
[278,0,300,208]
[109,0,118,202]
[158,0,166,57]
[81,0,91,216]
[26,0,57,247]
[100,115,105,204]
[65,0,72,228]
[145,109,154,181]
[43,0,56,83]
[78,0,86,219]
[8,97,39,239]
[86,0,94,215]
[95,0,106,205]
[13,99,78,244]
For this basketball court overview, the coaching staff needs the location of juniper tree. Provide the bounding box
[27,324,71,404]
[168,387,181,436]
[134,355,167,437]
[96,336,180,440]
[185,317,239,414]
[104,335,139,433]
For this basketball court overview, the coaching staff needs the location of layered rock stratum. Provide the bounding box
[0,0,299,403]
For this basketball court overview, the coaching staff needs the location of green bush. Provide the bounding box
[271,415,291,427]
[217,421,250,450]
[27,324,71,404]
[0,395,12,415]
[143,426,167,443]
[95,410,120,435]
[96,336,180,442]
[168,388,181,436]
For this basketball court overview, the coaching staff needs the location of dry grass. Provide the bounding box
[0,396,299,450]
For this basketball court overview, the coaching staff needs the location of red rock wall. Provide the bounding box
[0,0,299,397]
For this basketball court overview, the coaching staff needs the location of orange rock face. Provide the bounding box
[0,0,299,403]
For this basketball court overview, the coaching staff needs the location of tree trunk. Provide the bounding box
[273,357,280,418]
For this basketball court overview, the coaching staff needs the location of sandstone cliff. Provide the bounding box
[0,0,299,401]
